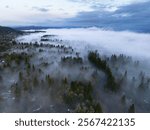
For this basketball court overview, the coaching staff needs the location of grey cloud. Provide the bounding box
[63,1,150,33]
[32,7,49,12]
[5,5,9,8]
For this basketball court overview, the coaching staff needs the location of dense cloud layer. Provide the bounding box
[1,0,150,33]
[63,1,150,32]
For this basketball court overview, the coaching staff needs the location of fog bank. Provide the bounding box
[17,28,150,60]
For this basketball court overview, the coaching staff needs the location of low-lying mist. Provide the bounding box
[0,27,149,113]
[17,27,150,59]
[17,27,150,78]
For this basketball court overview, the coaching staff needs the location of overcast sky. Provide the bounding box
[0,0,149,31]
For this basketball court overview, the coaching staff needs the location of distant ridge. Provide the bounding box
[13,26,84,30]
[0,26,23,36]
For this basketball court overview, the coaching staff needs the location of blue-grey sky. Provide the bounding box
[0,0,150,32]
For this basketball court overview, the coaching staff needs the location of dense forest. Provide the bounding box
[0,26,150,113]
